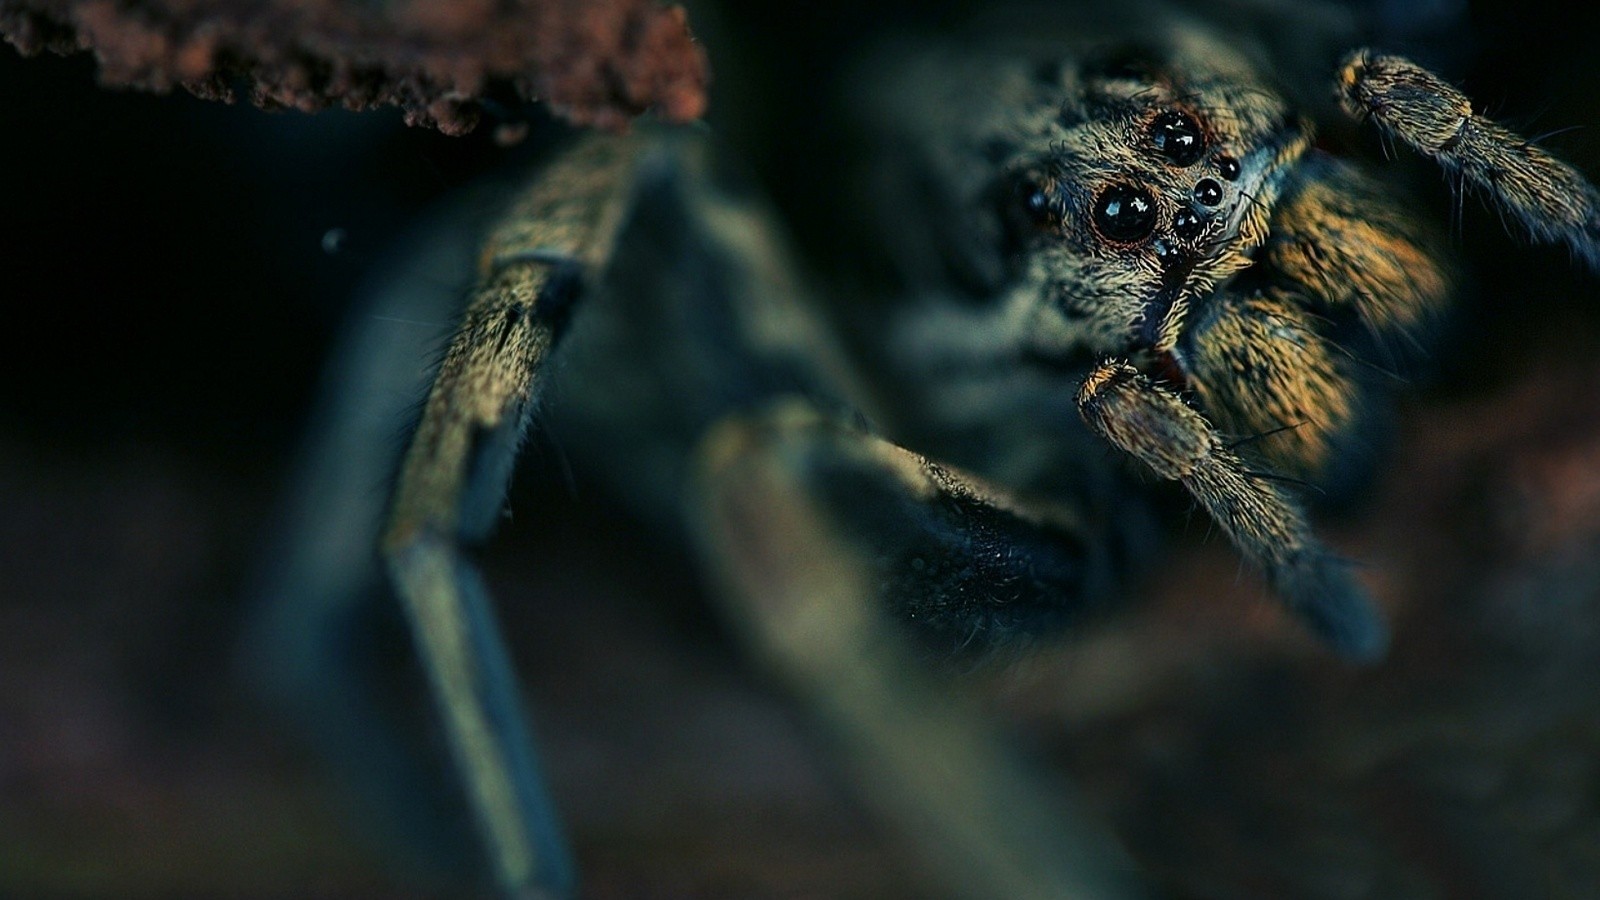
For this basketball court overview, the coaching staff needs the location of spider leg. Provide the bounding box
[1076,361,1388,661]
[1339,50,1600,271]
[243,185,512,883]
[691,398,1148,900]
[380,133,643,898]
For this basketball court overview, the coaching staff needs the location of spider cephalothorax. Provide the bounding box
[1000,43,1309,355]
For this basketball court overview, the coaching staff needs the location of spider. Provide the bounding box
[256,3,1600,897]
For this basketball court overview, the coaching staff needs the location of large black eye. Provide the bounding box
[1093,184,1158,243]
[1150,111,1205,166]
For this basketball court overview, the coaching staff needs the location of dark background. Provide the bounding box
[4,0,1600,896]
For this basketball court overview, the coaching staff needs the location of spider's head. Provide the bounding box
[994,43,1310,358]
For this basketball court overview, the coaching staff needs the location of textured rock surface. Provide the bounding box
[0,0,708,132]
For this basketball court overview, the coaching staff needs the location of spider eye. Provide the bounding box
[1092,184,1157,243]
[996,171,1067,256]
[1150,111,1205,166]
[1023,185,1053,223]
[1007,173,1061,230]
[1194,177,1224,207]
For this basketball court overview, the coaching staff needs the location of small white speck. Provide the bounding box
[321,227,348,255]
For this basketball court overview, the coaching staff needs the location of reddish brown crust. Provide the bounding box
[0,0,709,133]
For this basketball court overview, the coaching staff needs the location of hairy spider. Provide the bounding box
[259,3,1600,897]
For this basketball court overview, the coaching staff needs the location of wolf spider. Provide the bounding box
[268,7,1600,897]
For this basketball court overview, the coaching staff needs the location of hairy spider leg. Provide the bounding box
[1077,361,1388,661]
[245,188,520,883]
[1340,51,1600,271]
[382,133,642,898]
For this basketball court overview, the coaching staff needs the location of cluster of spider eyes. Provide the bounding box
[1096,110,1240,245]
[1018,109,1240,249]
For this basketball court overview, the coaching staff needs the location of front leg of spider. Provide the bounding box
[1340,50,1600,271]
[381,133,642,899]
[1076,361,1388,661]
